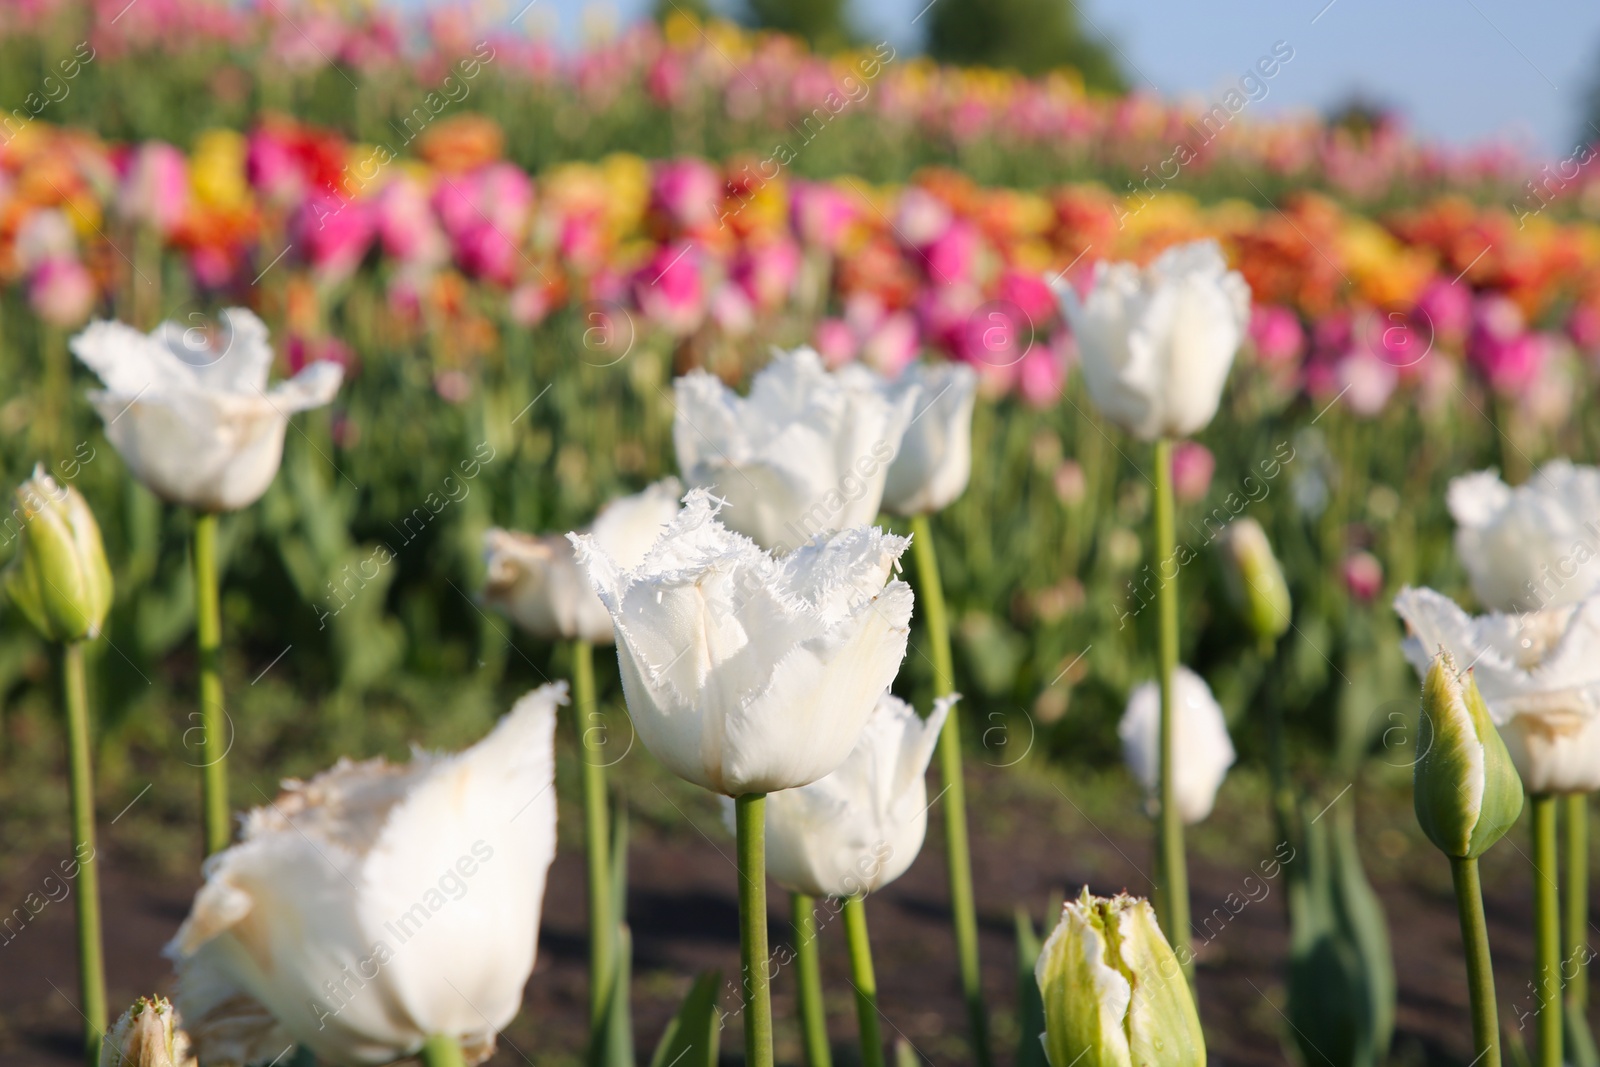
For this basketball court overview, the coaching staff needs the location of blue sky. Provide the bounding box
[489,0,1600,155]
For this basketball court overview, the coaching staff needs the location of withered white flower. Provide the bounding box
[1395,586,1600,794]
[1053,240,1250,441]
[71,309,342,512]
[572,489,913,796]
[165,684,562,1066]
[673,347,916,552]
[482,478,681,644]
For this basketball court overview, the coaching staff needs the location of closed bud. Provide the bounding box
[4,466,113,643]
[1413,650,1524,859]
[1034,889,1204,1067]
[1217,518,1291,643]
[101,996,196,1067]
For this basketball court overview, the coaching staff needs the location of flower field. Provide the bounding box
[2,4,1600,1067]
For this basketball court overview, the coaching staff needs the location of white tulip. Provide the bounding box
[1052,239,1250,441]
[1447,461,1600,612]
[71,309,342,512]
[165,684,563,1067]
[673,347,917,552]
[879,362,978,516]
[737,692,953,899]
[572,488,913,796]
[1118,667,1236,823]
[482,478,681,644]
[1394,586,1600,794]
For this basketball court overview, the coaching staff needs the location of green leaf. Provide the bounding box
[649,971,722,1067]
[1014,907,1047,1067]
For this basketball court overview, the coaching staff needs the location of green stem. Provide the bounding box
[736,794,774,1067]
[1152,438,1191,987]
[420,1032,466,1067]
[573,638,614,1064]
[193,512,230,856]
[908,513,991,1067]
[1451,856,1502,1067]
[793,892,832,1067]
[63,643,105,1067]
[1565,794,1590,1019]
[843,896,885,1067]
[1534,794,1563,1067]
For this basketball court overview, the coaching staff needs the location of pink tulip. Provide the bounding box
[651,158,723,234]
[922,220,979,285]
[1342,551,1384,602]
[189,245,237,290]
[433,164,533,285]
[733,239,800,312]
[29,258,97,327]
[813,317,859,366]
[709,283,755,337]
[509,280,559,328]
[1249,304,1305,366]
[646,53,687,107]
[291,193,376,283]
[1169,441,1214,504]
[894,186,951,246]
[996,269,1057,328]
[1336,348,1400,417]
[790,182,854,251]
[118,141,189,235]
[1468,295,1545,393]
[375,176,447,265]
[1016,344,1064,408]
[860,311,920,376]
[1413,277,1472,345]
[1569,303,1600,354]
[246,126,308,205]
[633,240,705,336]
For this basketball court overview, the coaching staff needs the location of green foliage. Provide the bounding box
[1013,907,1048,1067]
[649,970,722,1067]
[1286,804,1396,1067]
[924,0,1125,91]
[742,0,855,51]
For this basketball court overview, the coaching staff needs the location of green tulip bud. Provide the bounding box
[1413,650,1524,859]
[3,466,113,643]
[1217,518,1291,643]
[1034,888,1204,1067]
[100,996,195,1067]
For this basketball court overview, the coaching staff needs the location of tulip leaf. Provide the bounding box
[1014,907,1048,1067]
[605,924,634,1067]
[649,970,721,1067]
[1286,803,1395,1067]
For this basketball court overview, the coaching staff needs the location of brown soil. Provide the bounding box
[0,761,1574,1067]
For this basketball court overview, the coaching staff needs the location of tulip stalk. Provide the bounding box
[63,642,106,1067]
[735,793,774,1067]
[908,513,990,1067]
[1566,795,1598,1067]
[1451,856,1503,1067]
[1152,438,1191,986]
[792,893,832,1067]
[1533,794,1562,1067]
[572,638,615,1060]
[842,896,885,1067]
[192,512,230,855]
[420,1033,466,1067]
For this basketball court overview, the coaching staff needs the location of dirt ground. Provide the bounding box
[0,758,1578,1067]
